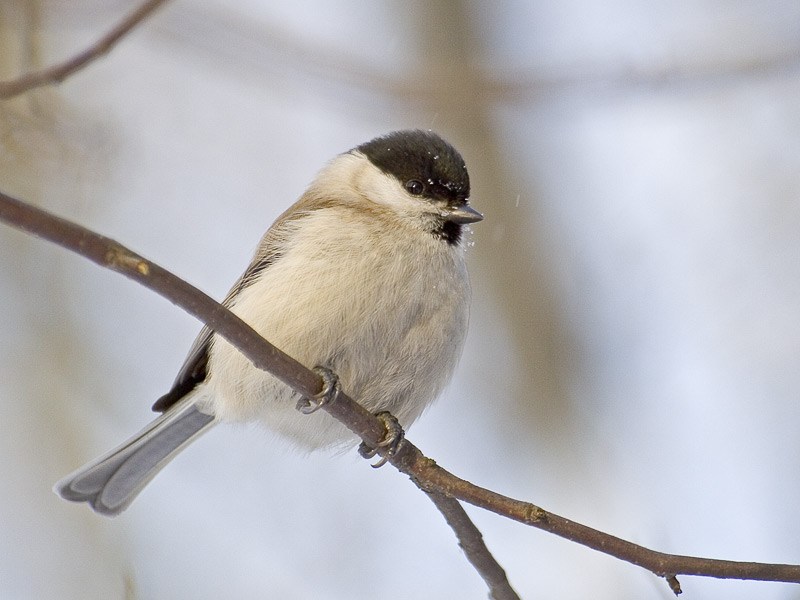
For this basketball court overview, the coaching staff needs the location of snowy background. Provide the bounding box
[2,1,800,598]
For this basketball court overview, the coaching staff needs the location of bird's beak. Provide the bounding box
[446,204,484,224]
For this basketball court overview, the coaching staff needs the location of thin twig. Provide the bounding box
[424,490,520,600]
[392,444,800,588]
[2,189,800,595]
[0,0,171,99]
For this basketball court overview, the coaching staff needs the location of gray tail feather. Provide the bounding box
[54,394,215,517]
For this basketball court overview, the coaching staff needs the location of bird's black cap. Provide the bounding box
[356,130,470,203]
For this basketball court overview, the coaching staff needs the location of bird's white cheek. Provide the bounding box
[356,167,422,215]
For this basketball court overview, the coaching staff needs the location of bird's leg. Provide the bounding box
[359,411,405,468]
[296,366,341,414]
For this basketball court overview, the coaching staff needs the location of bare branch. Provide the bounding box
[393,444,800,590]
[424,490,520,600]
[3,0,795,106]
[0,190,517,598]
[2,189,800,596]
[0,0,171,99]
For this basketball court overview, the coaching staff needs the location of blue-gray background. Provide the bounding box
[2,1,800,598]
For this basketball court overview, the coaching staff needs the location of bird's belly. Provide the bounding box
[205,241,469,450]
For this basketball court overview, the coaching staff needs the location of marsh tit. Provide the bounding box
[55,129,483,516]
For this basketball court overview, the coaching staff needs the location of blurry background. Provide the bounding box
[2,1,800,598]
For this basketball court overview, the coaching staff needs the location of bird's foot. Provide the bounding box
[296,367,340,414]
[359,411,405,468]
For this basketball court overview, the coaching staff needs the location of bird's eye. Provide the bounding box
[405,180,424,195]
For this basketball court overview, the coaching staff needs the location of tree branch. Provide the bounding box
[0,190,518,599]
[424,490,519,600]
[2,189,800,597]
[0,0,171,99]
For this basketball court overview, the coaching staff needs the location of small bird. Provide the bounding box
[55,129,483,516]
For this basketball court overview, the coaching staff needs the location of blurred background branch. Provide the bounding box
[0,0,169,99]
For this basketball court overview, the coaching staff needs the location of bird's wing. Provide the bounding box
[150,205,319,412]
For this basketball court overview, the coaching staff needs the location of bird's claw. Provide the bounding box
[296,367,340,415]
[359,411,405,468]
